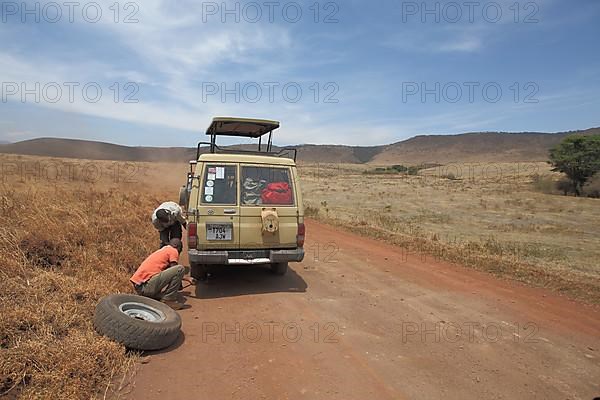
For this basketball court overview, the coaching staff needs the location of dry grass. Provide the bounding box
[0,154,182,399]
[1,153,599,398]
[299,162,600,303]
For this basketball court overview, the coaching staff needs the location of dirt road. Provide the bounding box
[126,220,600,400]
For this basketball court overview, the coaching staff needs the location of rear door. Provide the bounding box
[196,163,240,250]
[239,164,298,249]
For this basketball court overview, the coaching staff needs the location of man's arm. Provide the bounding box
[174,207,187,227]
[165,247,180,269]
[152,217,166,231]
[165,202,187,227]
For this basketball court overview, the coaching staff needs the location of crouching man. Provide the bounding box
[130,238,185,310]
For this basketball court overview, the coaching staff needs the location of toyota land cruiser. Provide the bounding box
[179,117,305,280]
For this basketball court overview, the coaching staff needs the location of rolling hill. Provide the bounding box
[370,128,600,164]
[0,138,196,162]
[0,128,598,165]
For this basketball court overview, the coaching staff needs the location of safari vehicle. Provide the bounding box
[179,117,305,280]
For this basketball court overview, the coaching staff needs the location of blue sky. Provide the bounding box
[0,0,599,146]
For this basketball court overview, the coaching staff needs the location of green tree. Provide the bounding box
[549,135,600,196]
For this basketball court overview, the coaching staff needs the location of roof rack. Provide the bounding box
[196,117,296,161]
[195,142,297,161]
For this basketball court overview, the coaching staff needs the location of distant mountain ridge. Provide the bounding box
[370,129,600,164]
[0,128,598,165]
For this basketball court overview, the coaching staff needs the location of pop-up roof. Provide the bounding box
[206,117,280,138]
[196,116,296,161]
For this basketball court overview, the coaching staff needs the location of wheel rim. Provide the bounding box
[119,302,166,322]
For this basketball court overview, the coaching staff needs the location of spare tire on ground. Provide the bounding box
[94,294,181,351]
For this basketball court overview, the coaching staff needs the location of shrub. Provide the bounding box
[583,175,600,198]
[407,166,420,175]
[556,178,575,196]
[391,165,408,173]
[549,134,600,196]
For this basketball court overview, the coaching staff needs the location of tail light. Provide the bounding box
[297,222,305,248]
[188,222,198,249]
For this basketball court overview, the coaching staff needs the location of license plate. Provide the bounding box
[206,223,232,241]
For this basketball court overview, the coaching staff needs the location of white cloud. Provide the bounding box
[3,0,597,146]
[437,36,482,52]
[93,0,293,77]
[0,1,302,135]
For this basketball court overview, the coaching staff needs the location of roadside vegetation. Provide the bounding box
[363,163,441,176]
[300,161,600,303]
[0,154,182,399]
[548,134,600,197]
[1,149,599,398]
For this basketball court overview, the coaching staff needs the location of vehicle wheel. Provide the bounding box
[94,294,181,351]
[178,186,189,207]
[190,263,208,281]
[271,262,288,276]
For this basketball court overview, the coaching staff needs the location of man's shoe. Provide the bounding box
[161,298,183,310]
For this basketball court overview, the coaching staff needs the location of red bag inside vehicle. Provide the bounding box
[261,182,292,204]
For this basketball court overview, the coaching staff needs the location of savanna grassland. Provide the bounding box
[1,153,599,399]
[299,162,600,303]
[0,154,185,399]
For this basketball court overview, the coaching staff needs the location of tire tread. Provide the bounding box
[94,294,181,351]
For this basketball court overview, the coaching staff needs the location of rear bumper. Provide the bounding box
[188,248,304,265]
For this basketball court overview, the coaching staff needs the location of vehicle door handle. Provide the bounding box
[224,209,237,214]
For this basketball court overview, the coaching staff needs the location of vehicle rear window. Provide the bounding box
[241,166,294,206]
[202,165,237,204]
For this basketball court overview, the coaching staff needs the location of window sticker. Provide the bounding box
[202,164,236,205]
